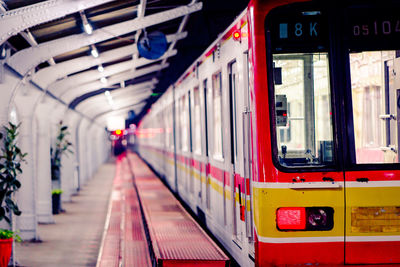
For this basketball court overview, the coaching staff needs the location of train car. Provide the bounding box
[136,0,400,266]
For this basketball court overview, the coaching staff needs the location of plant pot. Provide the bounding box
[0,238,12,267]
[52,194,61,214]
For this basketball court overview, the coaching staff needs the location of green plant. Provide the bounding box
[0,229,21,242]
[0,123,26,230]
[51,189,63,195]
[51,121,73,180]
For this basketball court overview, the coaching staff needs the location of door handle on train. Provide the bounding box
[356,178,369,183]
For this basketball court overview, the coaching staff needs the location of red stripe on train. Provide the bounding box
[256,241,344,266]
[345,241,400,264]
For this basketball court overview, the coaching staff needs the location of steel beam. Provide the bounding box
[0,0,117,45]
[75,80,155,110]
[77,83,155,113]
[94,102,147,122]
[79,91,153,118]
[8,2,202,75]
[59,63,168,103]
[49,49,177,93]
[31,31,186,89]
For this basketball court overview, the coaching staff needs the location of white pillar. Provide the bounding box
[16,113,38,240]
[78,118,90,185]
[35,112,54,224]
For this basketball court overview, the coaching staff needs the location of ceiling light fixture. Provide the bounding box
[91,45,99,58]
[84,23,93,35]
[80,11,93,35]
[98,65,104,72]
[100,77,107,84]
[104,90,115,109]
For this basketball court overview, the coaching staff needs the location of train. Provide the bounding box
[136,0,400,266]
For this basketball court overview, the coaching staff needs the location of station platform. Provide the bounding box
[15,161,116,267]
[15,152,229,266]
[98,152,229,266]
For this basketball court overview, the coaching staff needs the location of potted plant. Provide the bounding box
[0,123,26,267]
[51,189,63,214]
[50,121,73,214]
[51,121,73,182]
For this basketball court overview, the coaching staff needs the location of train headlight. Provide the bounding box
[276,207,334,231]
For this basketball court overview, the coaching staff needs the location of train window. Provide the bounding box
[188,91,193,152]
[267,5,334,168]
[272,53,334,167]
[204,79,209,157]
[175,98,181,149]
[212,72,224,160]
[180,94,189,152]
[344,5,400,164]
[193,87,202,155]
[229,61,238,163]
[165,104,172,149]
[349,51,399,164]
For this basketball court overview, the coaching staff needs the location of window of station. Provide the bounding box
[193,87,202,155]
[266,7,335,168]
[212,72,224,159]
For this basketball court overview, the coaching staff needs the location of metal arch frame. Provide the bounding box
[32,45,134,89]
[48,49,178,93]
[95,102,147,124]
[0,0,117,44]
[79,92,153,118]
[59,63,168,103]
[31,32,186,89]
[75,81,155,114]
[1,0,204,125]
[7,2,203,75]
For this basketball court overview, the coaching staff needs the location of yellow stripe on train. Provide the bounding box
[253,186,345,238]
[146,148,251,209]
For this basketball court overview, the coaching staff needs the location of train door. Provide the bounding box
[229,60,245,243]
[179,94,188,193]
[173,86,179,193]
[345,49,400,264]
[243,51,255,256]
[188,91,194,196]
[193,86,203,203]
[204,79,211,210]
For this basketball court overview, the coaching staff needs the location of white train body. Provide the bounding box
[136,9,254,267]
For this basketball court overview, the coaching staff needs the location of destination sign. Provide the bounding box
[345,7,400,50]
[266,9,328,53]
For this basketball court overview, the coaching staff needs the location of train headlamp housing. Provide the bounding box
[276,207,334,231]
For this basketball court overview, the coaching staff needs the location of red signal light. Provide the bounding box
[276,207,306,230]
[233,30,241,41]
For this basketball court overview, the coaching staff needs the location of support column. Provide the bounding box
[16,114,38,240]
[36,117,54,224]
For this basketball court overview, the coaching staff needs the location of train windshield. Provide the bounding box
[266,7,334,168]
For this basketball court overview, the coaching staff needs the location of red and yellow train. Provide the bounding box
[136,0,400,265]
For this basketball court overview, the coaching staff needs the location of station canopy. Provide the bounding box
[1,0,247,125]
